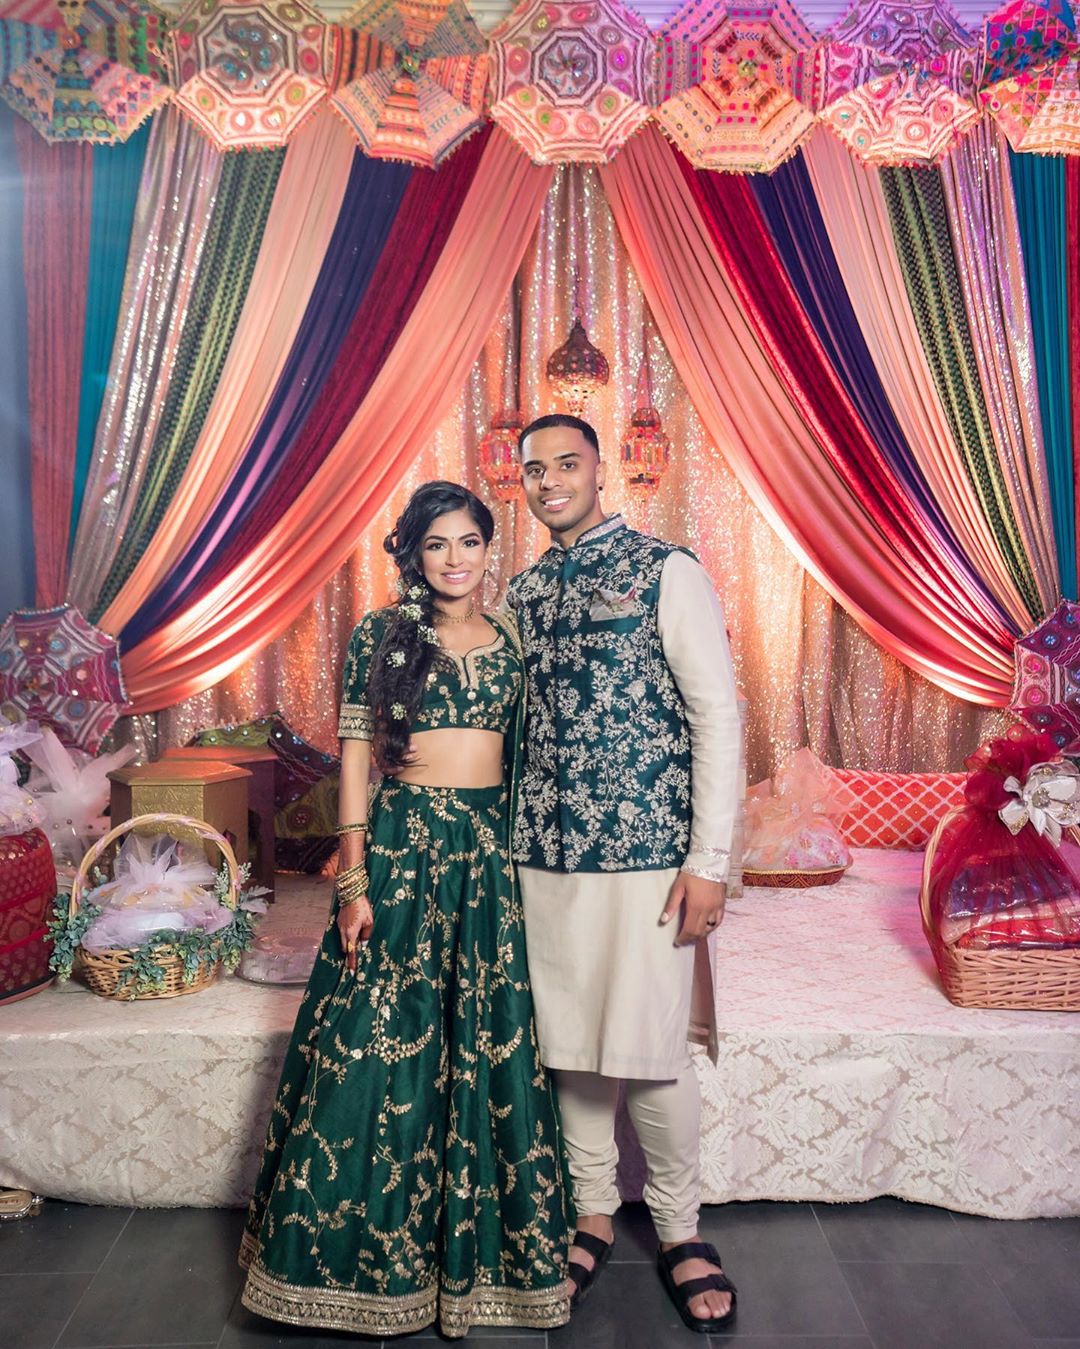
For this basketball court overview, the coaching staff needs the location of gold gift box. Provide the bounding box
[107,762,251,869]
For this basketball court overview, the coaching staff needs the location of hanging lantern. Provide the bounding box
[478,288,525,503]
[547,316,610,416]
[478,407,525,503]
[620,359,671,496]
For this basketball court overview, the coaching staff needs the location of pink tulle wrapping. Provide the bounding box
[745,749,855,871]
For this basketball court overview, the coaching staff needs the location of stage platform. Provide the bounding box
[2,852,1077,1218]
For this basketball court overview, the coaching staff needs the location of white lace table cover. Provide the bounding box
[1,856,1077,1215]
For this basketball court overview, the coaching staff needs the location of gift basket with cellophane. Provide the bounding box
[743,748,855,887]
[920,725,1080,1010]
[47,813,268,1001]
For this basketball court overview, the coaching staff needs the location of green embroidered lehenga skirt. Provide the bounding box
[240,780,573,1339]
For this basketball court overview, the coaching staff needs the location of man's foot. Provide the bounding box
[658,1237,736,1330]
[566,1214,615,1306]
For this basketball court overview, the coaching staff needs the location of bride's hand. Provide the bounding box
[338,897,374,975]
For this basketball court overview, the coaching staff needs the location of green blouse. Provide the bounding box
[338,607,523,743]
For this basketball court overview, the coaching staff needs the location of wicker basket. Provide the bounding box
[70,813,241,1001]
[920,809,1080,1011]
[742,865,848,888]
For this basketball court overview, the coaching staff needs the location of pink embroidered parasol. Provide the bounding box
[655,0,816,173]
[817,0,983,165]
[1011,600,1080,754]
[0,0,170,143]
[986,50,1080,151]
[0,18,57,82]
[170,0,335,150]
[488,0,657,164]
[980,0,1077,144]
[0,605,128,754]
[333,0,487,167]
[983,0,1076,87]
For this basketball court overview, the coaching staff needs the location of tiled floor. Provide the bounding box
[2,1198,1077,1349]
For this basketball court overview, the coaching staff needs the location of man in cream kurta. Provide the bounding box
[506,415,741,1328]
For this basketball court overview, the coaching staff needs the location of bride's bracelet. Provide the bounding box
[336,862,370,907]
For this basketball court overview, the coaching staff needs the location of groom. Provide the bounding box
[505,414,742,1330]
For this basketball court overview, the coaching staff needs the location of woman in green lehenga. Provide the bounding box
[240,482,573,1338]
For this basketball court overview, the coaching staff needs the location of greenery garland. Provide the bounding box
[45,860,261,1000]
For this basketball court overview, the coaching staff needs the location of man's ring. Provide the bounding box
[346,940,356,952]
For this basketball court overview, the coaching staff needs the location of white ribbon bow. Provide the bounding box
[999,760,1080,846]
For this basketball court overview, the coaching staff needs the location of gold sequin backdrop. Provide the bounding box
[127,169,1007,780]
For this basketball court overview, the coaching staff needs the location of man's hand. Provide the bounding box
[660,871,727,946]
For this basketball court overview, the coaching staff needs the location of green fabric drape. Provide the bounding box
[93,147,285,617]
[881,164,1042,619]
[1009,148,1076,600]
[69,123,151,557]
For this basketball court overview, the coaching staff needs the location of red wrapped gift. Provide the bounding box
[0,827,56,1004]
[925,728,1080,951]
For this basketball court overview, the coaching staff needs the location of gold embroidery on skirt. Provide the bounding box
[241,1258,569,1337]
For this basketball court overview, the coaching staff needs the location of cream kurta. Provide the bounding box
[519,550,741,1080]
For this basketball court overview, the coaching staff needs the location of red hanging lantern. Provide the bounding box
[478,291,525,503]
[620,357,671,496]
[478,407,525,503]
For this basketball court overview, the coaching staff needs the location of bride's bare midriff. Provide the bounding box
[390,727,505,788]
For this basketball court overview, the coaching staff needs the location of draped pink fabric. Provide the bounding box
[15,121,92,606]
[600,127,1013,704]
[98,108,356,635]
[801,129,1032,632]
[120,130,552,711]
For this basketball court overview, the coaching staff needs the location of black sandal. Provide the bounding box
[657,1240,737,1334]
[568,1229,615,1309]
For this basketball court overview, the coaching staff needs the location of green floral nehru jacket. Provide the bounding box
[506,515,693,874]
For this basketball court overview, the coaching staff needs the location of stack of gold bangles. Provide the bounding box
[336,861,369,907]
[335,822,369,907]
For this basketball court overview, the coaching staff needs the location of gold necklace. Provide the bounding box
[434,598,477,625]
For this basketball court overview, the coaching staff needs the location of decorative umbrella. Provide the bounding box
[1,20,56,82]
[983,0,1076,88]
[985,47,1080,150]
[655,0,816,173]
[817,0,983,165]
[488,0,657,164]
[0,0,170,144]
[1011,601,1080,752]
[0,605,128,755]
[170,0,335,150]
[333,0,487,167]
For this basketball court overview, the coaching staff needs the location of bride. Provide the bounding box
[240,481,572,1339]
